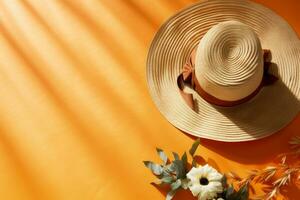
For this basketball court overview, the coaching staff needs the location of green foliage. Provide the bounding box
[156,148,168,164]
[181,152,188,169]
[192,159,197,167]
[171,179,182,191]
[143,138,252,200]
[225,184,249,200]
[172,152,180,160]
[225,185,235,199]
[143,139,201,199]
[143,161,163,175]
[189,138,200,167]
[143,148,189,200]
[166,189,177,200]
[189,138,200,157]
[172,160,186,179]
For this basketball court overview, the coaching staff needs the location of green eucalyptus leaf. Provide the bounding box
[160,170,171,178]
[170,163,179,175]
[225,185,235,199]
[181,178,189,190]
[172,160,186,179]
[181,152,188,169]
[189,138,200,157]
[161,176,174,184]
[156,148,168,164]
[226,184,249,200]
[166,189,177,200]
[166,163,176,173]
[192,159,197,167]
[238,184,249,200]
[221,175,227,187]
[171,179,182,190]
[143,161,163,175]
[172,152,180,160]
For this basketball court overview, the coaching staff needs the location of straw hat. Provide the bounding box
[146,0,300,142]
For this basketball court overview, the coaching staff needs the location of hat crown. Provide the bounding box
[195,21,264,101]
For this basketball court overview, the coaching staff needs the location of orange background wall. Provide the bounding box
[0,0,299,200]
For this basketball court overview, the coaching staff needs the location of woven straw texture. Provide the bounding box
[147,0,300,141]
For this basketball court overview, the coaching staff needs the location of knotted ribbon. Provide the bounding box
[177,49,278,110]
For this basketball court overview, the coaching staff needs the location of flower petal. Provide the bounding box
[209,181,223,193]
[187,167,201,177]
[198,188,218,200]
[187,164,224,200]
[207,172,223,182]
[189,184,202,196]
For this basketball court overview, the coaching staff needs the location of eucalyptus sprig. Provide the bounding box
[143,139,249,200]
[143,139,200,199]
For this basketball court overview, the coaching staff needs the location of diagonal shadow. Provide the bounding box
[1,1,160,142]
[0,7,167,190]
[102,0,159,29]
[0,22,149,172]
[0,126,54,200]
[57,0,145,84]
[0,34,153,200]
[172,0,199,7]
[19,0,148,119]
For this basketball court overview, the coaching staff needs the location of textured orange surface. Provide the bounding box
[0,0,299,200]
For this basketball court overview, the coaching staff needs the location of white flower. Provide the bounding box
[187,164,223,200]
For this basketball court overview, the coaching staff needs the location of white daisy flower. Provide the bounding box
[187,164,223,200]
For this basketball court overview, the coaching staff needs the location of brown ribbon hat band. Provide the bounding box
[178,49,278,109]
[147,1,300,141]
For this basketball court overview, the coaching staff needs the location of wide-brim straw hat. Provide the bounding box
[146,0,300,142]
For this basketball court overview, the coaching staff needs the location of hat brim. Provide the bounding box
[146,0,300,142]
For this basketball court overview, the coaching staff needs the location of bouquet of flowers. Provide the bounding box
[143,137,300,200]
[143,139,248,200]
